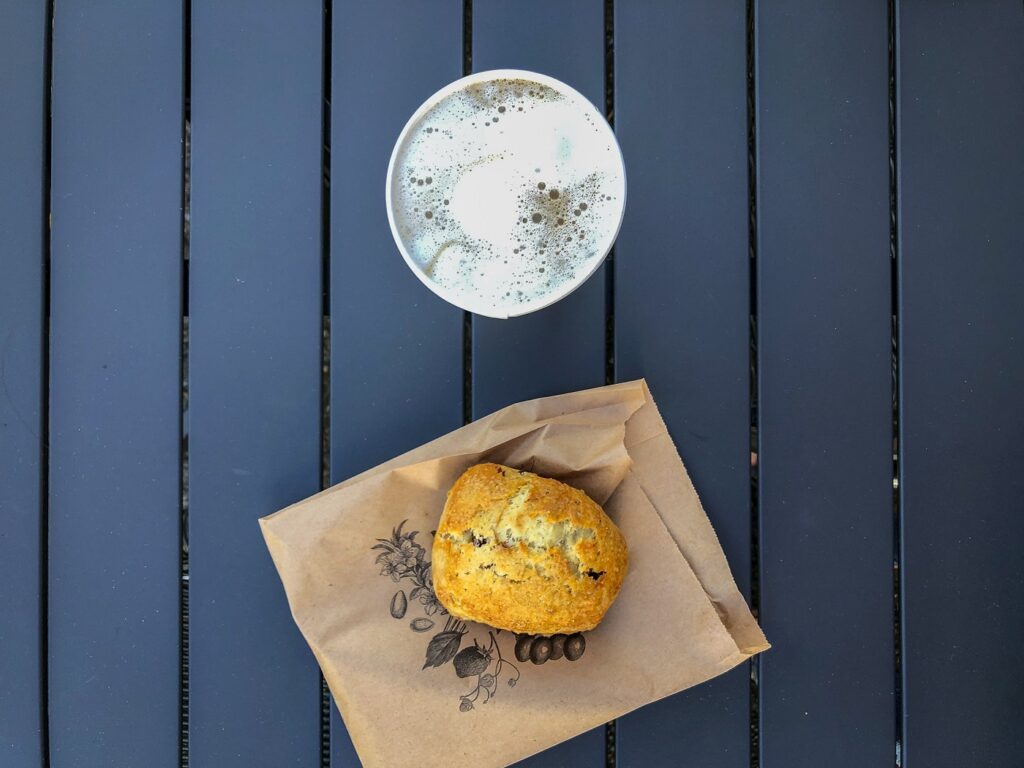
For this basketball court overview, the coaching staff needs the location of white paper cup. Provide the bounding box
[385,69,627,319]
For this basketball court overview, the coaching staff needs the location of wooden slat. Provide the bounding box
[0,3,46,765]
[472,1,606,766]
[471,0,607,420]
[48,2,182,765]
[329,1,464,763]
[614,2,751,766]
[898,3,1024,766]
[756,2,893,765]
[189,2,322,765]
[330,0,463,482]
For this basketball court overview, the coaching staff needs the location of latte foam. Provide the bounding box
[389,75,625,317]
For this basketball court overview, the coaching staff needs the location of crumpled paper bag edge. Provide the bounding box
[261,380,648,526]
[627,380,769,655]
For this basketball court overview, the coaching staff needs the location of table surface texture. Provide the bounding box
[2,1,1022,766]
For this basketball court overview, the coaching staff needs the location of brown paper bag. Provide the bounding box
[261,380,768,767]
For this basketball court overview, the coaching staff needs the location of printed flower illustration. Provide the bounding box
[372,521,433,586]
[396,537,422,570]
[411,571,445,616]
[379,558,403,581]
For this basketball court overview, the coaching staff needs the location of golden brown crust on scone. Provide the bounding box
[432,463,628,634]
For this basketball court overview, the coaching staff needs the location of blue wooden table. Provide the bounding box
[2,2,1022,766]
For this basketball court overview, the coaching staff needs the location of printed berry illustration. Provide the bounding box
[454,644,491,678]
[456,631,521,711]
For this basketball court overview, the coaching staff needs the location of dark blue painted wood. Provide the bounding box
[0,3,46,764]
[898,3,1024,766]
[473,1,607,765]
[471,0,608,421]
[756,3,893,766]
[330,0,463,482]
[614,2,751,766]
[329,1,464,763]
[190,2,322,765]
[48,2,182,765]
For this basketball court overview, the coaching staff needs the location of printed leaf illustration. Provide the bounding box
[423,630,463,669]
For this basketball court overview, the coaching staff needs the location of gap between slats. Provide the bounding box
[320,0,334,765]
[604,1,616,765]
[746,1,761,766]
[888,0,905,765]
[462,0,474,426]
[180,2,192,767]
[41,1,56,765]
[177,1,189,765]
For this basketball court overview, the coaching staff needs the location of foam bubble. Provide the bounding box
[391,76,624,315]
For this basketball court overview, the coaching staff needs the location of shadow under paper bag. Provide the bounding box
[260,380,768,768]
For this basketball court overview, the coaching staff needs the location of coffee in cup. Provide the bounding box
[387,70,626,318]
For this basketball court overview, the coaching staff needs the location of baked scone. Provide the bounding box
[432,463,628,634]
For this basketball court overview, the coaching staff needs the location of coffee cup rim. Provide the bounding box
[385,68,627,319]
